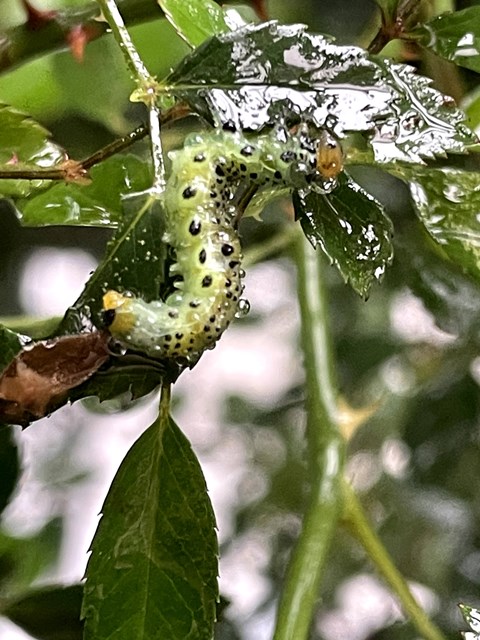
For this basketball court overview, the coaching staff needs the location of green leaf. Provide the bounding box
[293,173,393,297]
[17,155,153,227]
[408,7,480,74]
[158,0,231,48]
[463,84,480,131]
[58,192,167,335]
[0,520,62,598]
[0,325,27,372]
[460,604,480,640]
[82,412,218,640]
[393,166,480,283]
[0,103,66,198]
[0,424,19,514]
[3,584,83,640]
[164,22,476,161]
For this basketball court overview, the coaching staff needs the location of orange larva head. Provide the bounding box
[316,131,343,179]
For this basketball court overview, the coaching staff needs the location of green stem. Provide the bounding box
[273,236,344,640]
[97,0,166,191]
[342,480,448,640]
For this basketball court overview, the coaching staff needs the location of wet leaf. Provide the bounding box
[393,166,480,283]
[17,155,153,227]
[0,103,66,198]
[0,332,110,426]
[82,413,218,640]
[464,85,480,131]
[460,604,480,639]
[158,0,230,48]
[0,325,26,372]
[0,424,20,515]
[293,173,393,298]
[3,584,83,640]
[408,7,480,74]
[58,192,167,335]
[164,22,477,162]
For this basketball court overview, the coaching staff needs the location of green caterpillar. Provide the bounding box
[103,125,343,363]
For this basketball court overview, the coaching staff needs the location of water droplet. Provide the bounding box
[235,298,250,318]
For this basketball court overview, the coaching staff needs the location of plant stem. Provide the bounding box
[97,0,166,192]
[272,236,344,640]
[341,480,448,640]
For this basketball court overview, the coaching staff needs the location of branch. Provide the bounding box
[272,237,344,640]
[341,480,448,640]
[0,103,190,182]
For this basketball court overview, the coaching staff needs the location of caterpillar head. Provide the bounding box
[316,130,343,180]
[103,290,136,335]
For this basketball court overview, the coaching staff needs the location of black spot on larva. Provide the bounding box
[202,275,213,288]
[250,172,258,180]
[209,315,216,323]
[229,260,240,268]
[239,163,247,172]
[281,150,296,163]
[189,220,201,236]
[194,153,206,162]
[103,309,116,326]
[225,278,232,287]
[241,145,254,156]
[226,291,233,299]
[199,249,206,264]
[204,325,211,332]
[168,310,178,319]
[189,338,195,344]
[215,165,225,177]
[182,186,196,199]
[274,170,283,180]
[189,301,199,308]
[175,333,183,339]
[174,342,181,349]
[222,244,234,256]
[165,334,172,342]
[222,120,237,132]
[210,190,217,198]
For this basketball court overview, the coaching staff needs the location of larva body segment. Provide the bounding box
[103,127,341,363]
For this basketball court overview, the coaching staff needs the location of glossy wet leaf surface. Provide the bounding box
[17,155,153,227]
[158,0,231,48]
[393,167,480,283]
[59,192,166,335]
[0,103,66,198]
[293,173,393,298]
[165,22,477,162]
[409,6,480,74]
[460,604,480,640]
[82,413,218,640]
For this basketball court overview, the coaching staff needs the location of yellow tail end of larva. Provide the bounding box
[103,290,136,334]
